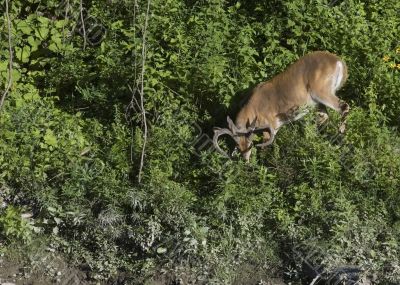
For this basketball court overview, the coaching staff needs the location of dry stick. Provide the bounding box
[127,84,141,112]
[137,0,151,183]
[309,274,321,285]
[129,0,138,165]
[133,0,138,82]
[62,0,70,46]
[0,0,13,112]
[79,0,87,50]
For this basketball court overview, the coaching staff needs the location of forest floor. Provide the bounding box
[0,255,88,285]
[0,255,288,285]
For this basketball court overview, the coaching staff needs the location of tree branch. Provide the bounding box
[62,0,71,46]
[137,0,151,183]
[129,0,138,165]
[127,84,141,114]
[79,0,87,49]
[0,0,13,112]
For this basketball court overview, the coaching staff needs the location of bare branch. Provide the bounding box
[129,0,139,165]
[309,274,321,285]
[127,84,141,113]
[0,0,13,112]
[137,0,151,183]
[62,0,71,46]
[133,0,138,82]
[79,0,87,49]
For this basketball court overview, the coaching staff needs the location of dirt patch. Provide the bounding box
[0,254,88,285]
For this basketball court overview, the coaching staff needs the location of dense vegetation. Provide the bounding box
[1,0,400,283]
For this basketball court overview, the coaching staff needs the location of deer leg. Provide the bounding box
[338,100,350,133]
[260,131,272,150]
[311,91,350,134]
[317,104,329,126]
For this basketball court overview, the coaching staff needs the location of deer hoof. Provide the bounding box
[339,123,346,134]
[317,112,329,125]
[340,102,350,117]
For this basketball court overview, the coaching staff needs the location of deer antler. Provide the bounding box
[213,116,242,158]
[213,116,276,157]
[254,125,275,148]
[213,127,236,158]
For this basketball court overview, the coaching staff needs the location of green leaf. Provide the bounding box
[370,250,376,257]
[51,34,62,46]
[27,36,41,52]
[157,247,167,254]
[48,43,58,52]
[55,19,68,29]
[16,21,33,35]
[44,129,58,147]
[0,61,7,72]
[36,16,50,25]
[35,26,50,40]
[15,46,31,63]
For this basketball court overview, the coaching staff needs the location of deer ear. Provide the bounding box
[227,116,238,134]
[247,117,257,130]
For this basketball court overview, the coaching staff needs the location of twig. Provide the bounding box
[137,0,151,183]
[129,1,138,165]
[0,0,13,112]
[62,0,70,46]
[126,84,142,131]
[133,0,138,82]
[127,84,141,112]
[309,274,321,285]
[79,0,87,49]
[328,0,340,7]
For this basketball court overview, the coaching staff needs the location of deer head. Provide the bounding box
[213,116,275,161]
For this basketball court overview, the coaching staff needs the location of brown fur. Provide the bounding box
[233,51,349,160]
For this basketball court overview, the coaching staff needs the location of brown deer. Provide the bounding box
[213,51,350,161]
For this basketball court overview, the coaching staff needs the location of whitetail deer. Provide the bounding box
[213,51,350,161]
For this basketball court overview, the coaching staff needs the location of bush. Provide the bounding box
[1,0,400,283]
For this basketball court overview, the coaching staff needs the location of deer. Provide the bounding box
[213,51,350,161]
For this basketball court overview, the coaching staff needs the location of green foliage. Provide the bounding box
[1,0,400,283]
[0,206,33,243]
